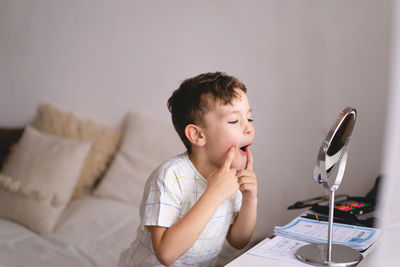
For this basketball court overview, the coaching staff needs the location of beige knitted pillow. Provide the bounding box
[0,126,91,234]
[33,103,122,199]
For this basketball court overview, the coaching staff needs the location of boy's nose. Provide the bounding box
[244,123,254,135]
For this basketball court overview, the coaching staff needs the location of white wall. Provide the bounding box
[0,0,392,242]
[319,1,392,198]
[362,1,400,265]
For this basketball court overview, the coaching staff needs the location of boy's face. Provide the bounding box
[200,89,255,170]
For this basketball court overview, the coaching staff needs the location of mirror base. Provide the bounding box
[296,243,363,266]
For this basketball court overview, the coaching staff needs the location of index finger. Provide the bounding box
[245,147,253,171]
[223,146,236,170]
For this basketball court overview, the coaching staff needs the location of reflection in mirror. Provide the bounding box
[327,113,356,156]
[325,112,356,180]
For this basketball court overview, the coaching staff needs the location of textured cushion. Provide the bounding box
[33,103,122,199]
[0,126,91,234]
[94,112,185,206]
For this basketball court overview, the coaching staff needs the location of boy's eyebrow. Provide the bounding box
[224,108,252,115]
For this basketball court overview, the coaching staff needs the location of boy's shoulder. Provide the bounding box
[158,151,188,169]
[149,152,192,182]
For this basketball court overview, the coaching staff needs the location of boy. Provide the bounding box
[118,72,257,266]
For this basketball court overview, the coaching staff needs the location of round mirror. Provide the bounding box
[297,107,361,267]
[313,107,357,191]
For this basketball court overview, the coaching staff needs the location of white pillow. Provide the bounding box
[94,112,185,206]
[0,126,91,234]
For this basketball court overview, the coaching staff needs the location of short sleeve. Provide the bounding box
[142,168,183,227]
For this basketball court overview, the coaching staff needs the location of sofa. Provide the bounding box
[0,103,184,267]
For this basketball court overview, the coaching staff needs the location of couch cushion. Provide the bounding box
[0,126,91,234]
[94,112,185,206]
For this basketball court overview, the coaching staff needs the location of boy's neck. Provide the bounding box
[188,151,216,181]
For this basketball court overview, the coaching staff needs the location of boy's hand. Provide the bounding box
[206,146,239,202]
[236,148,257,202]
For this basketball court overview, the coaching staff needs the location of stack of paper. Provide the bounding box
[248,236,311,265]
[274,217,380,251]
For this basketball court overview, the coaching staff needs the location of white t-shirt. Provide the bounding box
[118,152,242,267]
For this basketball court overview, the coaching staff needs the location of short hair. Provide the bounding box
[167,72,247,153]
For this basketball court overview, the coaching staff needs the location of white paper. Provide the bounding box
[248,236,310,265]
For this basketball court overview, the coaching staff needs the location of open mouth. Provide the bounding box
[239,145,250,152]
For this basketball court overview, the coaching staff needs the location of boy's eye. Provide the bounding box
[248,119,254,123]
[228,120,238,124]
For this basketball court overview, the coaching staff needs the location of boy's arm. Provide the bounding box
[227,148,257,249]
[149,147,239,266]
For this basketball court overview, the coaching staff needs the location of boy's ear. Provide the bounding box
[185,124,206,147]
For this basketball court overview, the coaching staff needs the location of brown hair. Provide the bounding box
[167,72,247,153]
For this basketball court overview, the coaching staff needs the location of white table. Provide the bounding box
[226,236,376,267]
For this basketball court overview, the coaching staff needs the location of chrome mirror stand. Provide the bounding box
[295,107,362,266]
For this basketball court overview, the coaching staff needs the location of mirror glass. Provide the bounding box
[314,107,357,189]
[325,112,356,176]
